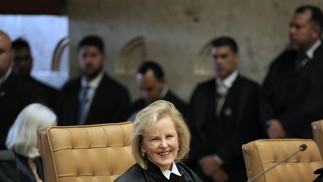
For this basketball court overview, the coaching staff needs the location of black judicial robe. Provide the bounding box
[115,159,202,182]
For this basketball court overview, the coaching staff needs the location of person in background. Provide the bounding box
[188,36,262,182]
[6,103,57,182]
[260,5,323,139]
[12,38,58,109]
[129,61,187,120]
[0,30,36,150]
[115,100,202,182]
[56,35,131,125]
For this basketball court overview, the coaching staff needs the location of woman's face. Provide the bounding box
[140,115,179,171]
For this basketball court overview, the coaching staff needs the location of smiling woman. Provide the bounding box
[115,100,202,182]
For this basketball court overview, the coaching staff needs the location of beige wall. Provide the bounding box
[67,0,323,102]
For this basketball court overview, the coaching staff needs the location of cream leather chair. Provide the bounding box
[39,121,136,182]
[242,139,323,182]
[312,120,323,158]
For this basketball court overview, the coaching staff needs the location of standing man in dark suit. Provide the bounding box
[0,30,36,149]
[261,5,323,139]
[11,38,58,109]
[188,37,262,182]
[129,61,187,120]
[57,35,131,125]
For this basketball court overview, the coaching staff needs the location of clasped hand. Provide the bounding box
[199,155,228,182]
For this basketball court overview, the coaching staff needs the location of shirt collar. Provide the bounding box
[159,86,168,99]
[0,67,12,86]
[306,39,321,59]
[216,70,238,89]
[161,162,181,180]
[81,72,104,89]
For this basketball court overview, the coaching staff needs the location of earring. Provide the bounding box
[142,152,145,157]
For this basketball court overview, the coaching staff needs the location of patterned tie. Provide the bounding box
[79,84,90,124]
[216,82,227,116]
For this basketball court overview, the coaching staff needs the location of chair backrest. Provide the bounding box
[242,139,323,182]
[312,120,323,158]
[39,121,136,182]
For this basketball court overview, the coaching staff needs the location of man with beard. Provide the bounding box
[260,5,323,139]
[56,35,130,125]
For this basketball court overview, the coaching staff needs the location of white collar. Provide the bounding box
[161,162,181,180]
[306,39,321,59]
[159,86,168,99]
[81,72,104,89]
[216,70,238,89]
[0,67,12,86]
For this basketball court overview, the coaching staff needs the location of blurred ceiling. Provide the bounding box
[0,0,65,15]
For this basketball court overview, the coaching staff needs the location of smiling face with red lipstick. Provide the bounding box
[131,100,191,171]
[116,100,202,181]
[140,114,179,171]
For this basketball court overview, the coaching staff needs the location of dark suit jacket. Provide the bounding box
[0,73,36,150]
[260,43,323,138]
[24,76,58,109]
[188,75,262,182]
[57,73,131,125]
[129,90,187,119]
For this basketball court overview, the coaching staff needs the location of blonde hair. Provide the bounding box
[132,100,190,169]
[6,103,57,158]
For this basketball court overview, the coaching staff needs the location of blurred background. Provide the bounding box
[1,0,322,102]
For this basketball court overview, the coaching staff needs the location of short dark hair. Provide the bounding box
[12,38,30,51]
[137,61,164,81]
[295,5,323,35]
[210,36,238,53]
[78,35,105,54]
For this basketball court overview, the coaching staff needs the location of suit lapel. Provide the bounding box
[85,74,108,123]
[218,76,241,118]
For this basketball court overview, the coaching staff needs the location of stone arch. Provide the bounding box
[116,36,146,75]
[194,40,214,76]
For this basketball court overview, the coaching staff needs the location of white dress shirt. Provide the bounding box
[79,72,104,124]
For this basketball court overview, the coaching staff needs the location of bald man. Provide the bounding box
[0,31,36,150]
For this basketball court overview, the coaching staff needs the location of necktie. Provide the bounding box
[216,82,227,116]
[79,84,90,124]
[295,54,310,69]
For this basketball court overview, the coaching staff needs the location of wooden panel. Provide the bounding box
[0,0,65,14]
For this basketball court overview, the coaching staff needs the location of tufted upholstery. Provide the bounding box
[312,120,323,158]
[242,139,323,182]
[39,121,136,182]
